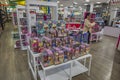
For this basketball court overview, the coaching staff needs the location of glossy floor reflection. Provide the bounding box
[0,22,119,80]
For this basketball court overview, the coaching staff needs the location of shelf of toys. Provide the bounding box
[16,5,28,50]
[11,9,21,48]
[27,20,92,80]
[28,21,91,80]
[26,1,92,80]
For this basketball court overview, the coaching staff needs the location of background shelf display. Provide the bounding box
[16,5,28,50]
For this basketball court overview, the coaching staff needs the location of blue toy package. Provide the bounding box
[79,31,83,43]
[82,32,89,43]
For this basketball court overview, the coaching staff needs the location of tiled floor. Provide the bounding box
[0,22,120,80]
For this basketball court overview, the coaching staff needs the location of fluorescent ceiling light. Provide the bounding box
[96,2,101,4]
[84,4,88,5]
[57,1,60,3]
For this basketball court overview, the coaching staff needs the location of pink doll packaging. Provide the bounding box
[30,38,39,53]
[21,27,28,34]
[80,44,86,55]
[62,46,72,60]
[46,49,54,66]
[43,36,52,48]
[53,47,61,64]
[85,44,90,53]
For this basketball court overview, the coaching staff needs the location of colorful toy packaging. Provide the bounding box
[56,38,61,47]
[85,44,90,53]
[38,39,44,53]
[52,38,56,47]
[62,47,72,61]
[31,26,37,38]
[42,49,54,67]
[80,44,86,55]
[36,21,44,34]
[53,47,64,64]
[21,27,28,34]
[30,38,39,53]
[43,36,52,48]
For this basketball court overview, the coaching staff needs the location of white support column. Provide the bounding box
[64,7,68,19]
[109,8,118,26]
[90,3,94,12]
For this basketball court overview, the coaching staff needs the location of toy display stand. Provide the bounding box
[16,5,28,50]
[27,45,92,80]
[11,10,20,49]
[27,46,40,80]
[38,54,92,80]
[90,31,103,42]
[26,0,58,34]
[104,26,120,38]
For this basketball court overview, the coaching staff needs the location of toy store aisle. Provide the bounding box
[0,22,120,80]
[0,22,34,80]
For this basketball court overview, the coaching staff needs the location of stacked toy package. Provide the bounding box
[29,20,90,67]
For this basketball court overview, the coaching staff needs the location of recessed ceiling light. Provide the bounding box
[96,2,101,4]
[84,3,88,5]
[85,0,90,2]
[57,1,60,3]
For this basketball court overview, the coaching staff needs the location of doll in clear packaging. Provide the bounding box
[64,50,67,62]
[80,45,86,55]
[59,50,64,63]
[44,24,49,37]
[30,38,39,53]
[85,44,90,54]
[54,52,60,64]
[38,40,44,53]
[43,52,48,67]
[52,24,57,37]
[56,38,61,47]
[75,47,80,58]
[46,49,54,66]
[71,48,76,59]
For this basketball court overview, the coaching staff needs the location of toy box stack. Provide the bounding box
[29,20,90,67]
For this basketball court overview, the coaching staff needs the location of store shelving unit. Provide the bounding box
[16,5,28,50]
[11,10,20,48]
[26,0,58,34]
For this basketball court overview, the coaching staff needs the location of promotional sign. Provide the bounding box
[66,22,81,30]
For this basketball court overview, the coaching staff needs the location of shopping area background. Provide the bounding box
[0,0,120,80]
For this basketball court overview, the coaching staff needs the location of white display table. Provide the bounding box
[27,46,92,80]
[103,26,120,37]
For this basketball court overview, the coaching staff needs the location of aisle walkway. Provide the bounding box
[0,23,33,80]
[0,22,120,80]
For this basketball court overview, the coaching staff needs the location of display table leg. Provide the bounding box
[84,58,86,67]
[43,70,46,80]
[70,61,72,80]
[88,56,92,76]
[34,57,37,80]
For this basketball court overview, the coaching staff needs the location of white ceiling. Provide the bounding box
[55,0,109,7]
